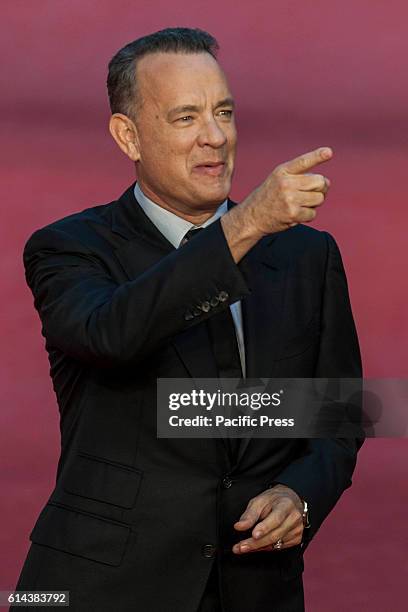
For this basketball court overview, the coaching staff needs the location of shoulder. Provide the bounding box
[281,223,335,246]
[271,223,339,261]
[23,197,117,260]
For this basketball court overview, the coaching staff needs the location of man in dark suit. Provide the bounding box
[13,27,363,612]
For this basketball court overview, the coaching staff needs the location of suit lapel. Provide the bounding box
[111,183,218,381]
[226,200,289,378]
[240,242,288,378]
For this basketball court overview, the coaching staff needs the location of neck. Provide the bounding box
[136,179,224,225]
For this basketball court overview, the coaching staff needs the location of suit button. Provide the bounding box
[222,476,233,489]
[210,296,220,307]
[192,307,201,316]
[200,301,211,312]
[202,544,217,558]
[218,291,229,302]
[184,311,194,321]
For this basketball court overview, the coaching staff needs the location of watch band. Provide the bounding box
[301,499,311,528]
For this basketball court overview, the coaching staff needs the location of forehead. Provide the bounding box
[135,52,231,108]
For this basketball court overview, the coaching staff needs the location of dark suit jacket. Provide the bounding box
[14,182,364,612]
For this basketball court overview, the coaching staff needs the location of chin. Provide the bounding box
[197,192,229,208]
[198,182,230,203]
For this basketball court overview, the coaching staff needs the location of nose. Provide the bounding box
[197,116,227,148]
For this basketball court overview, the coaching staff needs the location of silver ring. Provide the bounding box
[273,538,283,550]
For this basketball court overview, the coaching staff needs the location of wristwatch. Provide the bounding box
[301,499,311,529]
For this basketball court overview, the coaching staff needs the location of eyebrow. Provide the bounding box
[167,97,235,119]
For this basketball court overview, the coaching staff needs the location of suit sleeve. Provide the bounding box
[268,231,365,548]
[23,220,250,368]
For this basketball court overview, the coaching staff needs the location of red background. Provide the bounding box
[1,1,407,609]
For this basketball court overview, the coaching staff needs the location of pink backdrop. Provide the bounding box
[1,1,407,609]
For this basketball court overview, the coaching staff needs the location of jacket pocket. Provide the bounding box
[63,452,143,509]
[29,502,131,566]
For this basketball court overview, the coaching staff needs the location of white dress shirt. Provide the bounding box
[134,182,246,377]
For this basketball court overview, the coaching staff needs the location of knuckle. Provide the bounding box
[279,175,290,188]
[293,506,303,518]
[297,156,307,170]
[273,163,284,176]
[275,509,287,523]
[302,155,313,170]
[281,498,293,512]
[293,521,303,534]
[276,175,289,194]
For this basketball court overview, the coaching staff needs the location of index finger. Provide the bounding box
[277,147,333,175]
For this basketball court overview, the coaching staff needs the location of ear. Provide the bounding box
[109,113,140,162]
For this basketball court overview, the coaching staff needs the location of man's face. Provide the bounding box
[132,51,237,214]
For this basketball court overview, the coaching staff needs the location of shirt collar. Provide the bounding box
[134,182,228,248]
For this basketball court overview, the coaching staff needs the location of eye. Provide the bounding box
[177,115,193,122]
[218,109,233,118]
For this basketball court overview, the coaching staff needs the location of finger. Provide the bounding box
[234,512,299,553]
[253,525,303,552]
[262,522,303,549]
[244,536,301,552]
[252,510,301,545]
[296,174,330,193]
[295,207,318,224]
[295,191,325,207]
[252,502,291,539]
[277,535,303,549]
[233,523,303,554]
[249,519,301,551]
[234,504,263,531]
[277,147,333,176]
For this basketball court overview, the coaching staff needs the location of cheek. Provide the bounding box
[228,125,238,150]
[148,130,193,165]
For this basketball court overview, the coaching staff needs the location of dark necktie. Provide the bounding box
[180,227,242,463]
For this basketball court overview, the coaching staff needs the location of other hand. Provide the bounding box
[232,484,304,554]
